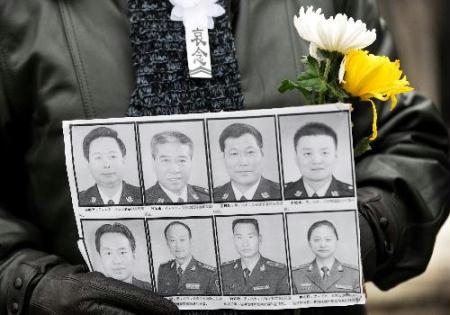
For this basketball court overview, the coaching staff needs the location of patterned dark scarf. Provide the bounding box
[127,0,240,313]
[127,0,244,116]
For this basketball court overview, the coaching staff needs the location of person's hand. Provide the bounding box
[26,264,178,315]
[358,212,376,281]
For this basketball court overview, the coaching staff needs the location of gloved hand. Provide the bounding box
[357,187,387,282]
[25,263,178,315]
[358,211,376,281]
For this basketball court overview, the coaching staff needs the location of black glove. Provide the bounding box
[25,263,178,315]
[358,211,377,282]
[357,187,387,282]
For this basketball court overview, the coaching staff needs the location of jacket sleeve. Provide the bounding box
[0,12,64,315]
[339,0,450,290]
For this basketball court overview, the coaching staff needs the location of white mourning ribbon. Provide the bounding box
[169,0,225,78]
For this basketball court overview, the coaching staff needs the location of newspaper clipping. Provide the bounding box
[63,103,365,310]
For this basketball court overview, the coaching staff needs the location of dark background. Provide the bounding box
[379,0,449,127]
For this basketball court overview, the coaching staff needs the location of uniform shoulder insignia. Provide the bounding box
[341,262,359,270]
[265,260,285,269]
[197,261,216,272]
[334,179,353,191]
[284,181,302,196]
[144,185,161,203]
[213,184,228,200]
[160,259,174,268]
[193,185,209,194]
[215,183,226,191]
[284,181,294,189]
[222,259,237,266]
[292,263,310,271]
[163,259,174,265]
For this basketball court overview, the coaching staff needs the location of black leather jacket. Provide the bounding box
[0,0,449,314]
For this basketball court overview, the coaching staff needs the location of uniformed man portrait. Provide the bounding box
[144,131,210,204]
[220,218,290,295]
[95,222,152,291]
[157,221,219,296]
[212,123,281,202]
[292,220,360,294]
[284,122,354,199]
[78,126,142,206]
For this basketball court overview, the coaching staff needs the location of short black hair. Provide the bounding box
[219,123,263,152]
[95,222,136,253]
[150,130,193,159]
[293,122,338,151]
[232,218,260,235]
[307,220,339,241]
[83,127,126,160]
[164,221,192,239]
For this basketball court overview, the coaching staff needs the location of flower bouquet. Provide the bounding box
[279,7,413,155]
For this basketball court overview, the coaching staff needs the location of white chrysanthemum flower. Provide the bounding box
[294,6,376,55]
[309,42,322,60]
[170,0,201,9]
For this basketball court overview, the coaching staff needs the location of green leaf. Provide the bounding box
[278,79,296,93]
[298,77,328,93]
[354,136,372,157]
[279,53,349,104]
[297,57,329,94]
[278,79,311,95]
[302,56,321,77]
[327,82,349,101]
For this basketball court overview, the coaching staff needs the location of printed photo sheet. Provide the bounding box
[63,103,365,310]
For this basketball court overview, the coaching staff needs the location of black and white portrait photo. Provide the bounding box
[215,214,290,295]
[287,211,361,294]
[147,218,219,296]
[207,117,281,202]
[81,219,153,291]
[138,121,211,205]
[278,112,355,199]
[71,124,143,206]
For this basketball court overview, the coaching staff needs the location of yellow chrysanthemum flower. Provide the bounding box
[341,50,414,140]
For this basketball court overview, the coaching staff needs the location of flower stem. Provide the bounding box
[324,58,331,82]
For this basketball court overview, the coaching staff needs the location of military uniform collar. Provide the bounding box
[303,177,332,197]
[159,182,188,202]
[97,181,123,204]
[240,254,261,274]
[174,256,193,273]
[231,177,261,200]
[315,258,336,277]
[312,258,343,272]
